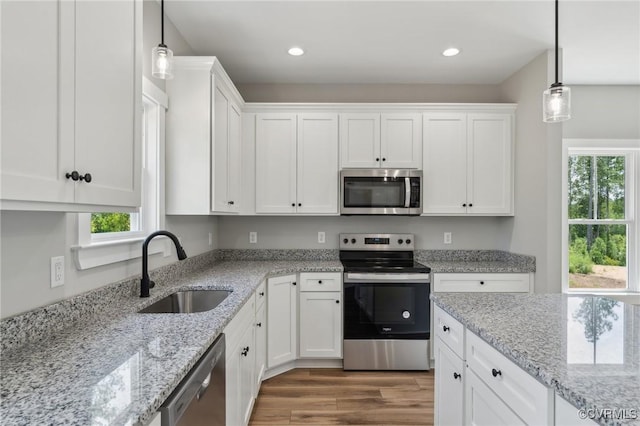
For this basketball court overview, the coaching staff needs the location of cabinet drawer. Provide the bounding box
[255,280,267,310]
[433,273,530,293]
[224,295,255,352]
[434,306,464,358]
[300,272,342,292]
[466,331,551,425]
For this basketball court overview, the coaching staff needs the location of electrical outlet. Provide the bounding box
[318,231,326,244]
[50,256,64,288]
[444,232,452,245]
[208,232,213,246]
[249,231,258,244]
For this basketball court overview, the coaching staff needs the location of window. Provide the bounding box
[72,78,168,270]
[562,139,640,292]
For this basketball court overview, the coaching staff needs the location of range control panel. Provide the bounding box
[339,233,415,251]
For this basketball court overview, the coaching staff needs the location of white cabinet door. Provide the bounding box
[0,0,74,204]
[227,102,242,212]
[254,303,267,396]
[380,113,422,168]
[422,113,467,214]
[267,275,297,368]
[465,368,525,426]
[299,292,342,358]
[1,0,141,209]
[256,114,297,213]
[227,321,255,426]
[435,337,464,426]
[73,0,141,207]
[212,83,230,212]
[297,114,339,214]
[467,114,512,215]
[340,113,381,168]
[240,323,256,426]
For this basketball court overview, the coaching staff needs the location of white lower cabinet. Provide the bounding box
[433,273,532,293]
[434,337,464,426]
[555,393,598,426]
[433,306,554,425]
[267,275,298,368]
[465,368,525,426]
[299,292,342,358]
[254,302,267,394]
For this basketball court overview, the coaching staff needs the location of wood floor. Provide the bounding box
[249,369,434,425]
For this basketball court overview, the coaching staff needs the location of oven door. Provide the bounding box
[340,169,422,215]
[343,273,430,340]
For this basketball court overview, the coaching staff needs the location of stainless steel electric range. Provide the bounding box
[340,233,431,371]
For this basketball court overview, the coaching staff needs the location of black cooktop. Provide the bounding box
[340,250,431,274]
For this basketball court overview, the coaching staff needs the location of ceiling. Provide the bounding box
[165,1,640,85]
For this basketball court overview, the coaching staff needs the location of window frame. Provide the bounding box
[562,139,640,293]
[71,78,168,270]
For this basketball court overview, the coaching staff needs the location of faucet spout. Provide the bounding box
[140,230,188,298]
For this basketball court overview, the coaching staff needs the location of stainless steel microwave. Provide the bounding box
[340,169,422,215]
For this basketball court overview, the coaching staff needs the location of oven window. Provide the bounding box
[356,286,416,325]
[344,178,405,207]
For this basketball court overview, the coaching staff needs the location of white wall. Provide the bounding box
[563,85,640,139]
[498,51,563,293]
[218,216,509,250]
[0,1,217,319]
[237,83,502,103]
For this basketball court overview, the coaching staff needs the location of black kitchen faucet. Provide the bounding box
[140,230,187,297]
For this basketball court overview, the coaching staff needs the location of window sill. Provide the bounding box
[71,237,169,270]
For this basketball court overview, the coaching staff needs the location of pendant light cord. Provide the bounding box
[161,0,166,47]
[555,0,559,84]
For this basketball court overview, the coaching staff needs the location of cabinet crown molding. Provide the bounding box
[243,103,517,113]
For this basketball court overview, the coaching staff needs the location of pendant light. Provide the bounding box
[543,0,571,122]
[152,0,173,80]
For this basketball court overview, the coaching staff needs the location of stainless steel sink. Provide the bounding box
[139,289,232,314]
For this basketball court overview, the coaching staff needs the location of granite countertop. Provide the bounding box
[431,293,640,426]
[0,260,342,426]
[416,249,536,273]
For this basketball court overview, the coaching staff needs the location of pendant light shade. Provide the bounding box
[152,0,173,80]
[543,0,571,123]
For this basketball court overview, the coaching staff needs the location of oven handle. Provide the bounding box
[404,177,411,208]
[344,272,430,283]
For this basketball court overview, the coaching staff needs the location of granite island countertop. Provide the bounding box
[431,292,640,426]
[0,260,341,426]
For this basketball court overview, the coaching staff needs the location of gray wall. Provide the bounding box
[237,83,502,103]
[218,216,510,250]
[498,51,563,293]
[0,2,214,319]
[563,85,640,139]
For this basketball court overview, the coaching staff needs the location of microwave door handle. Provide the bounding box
[405,177,411,208]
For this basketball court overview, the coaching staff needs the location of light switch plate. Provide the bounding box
[318,231,326,244]
[249,232,258,244]
[444,232,452,245]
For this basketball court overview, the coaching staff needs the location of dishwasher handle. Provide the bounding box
[196,373,211,400]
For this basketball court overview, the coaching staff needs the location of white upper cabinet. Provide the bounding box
[340,113,421,169]
[422,111,514,215]
[1,0,142,211]
[166,57,244,215]
[256,113,338,214]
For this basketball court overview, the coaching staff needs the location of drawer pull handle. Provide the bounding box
[453,372,461,380]
[491,368,502,378]
[241,346,250,356]
[480,281,485,285]
[442,325,450,332]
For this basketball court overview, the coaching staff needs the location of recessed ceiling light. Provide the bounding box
[442,48,460,57]
[288,47,305,56]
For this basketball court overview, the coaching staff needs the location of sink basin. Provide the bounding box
[139,289,232,314]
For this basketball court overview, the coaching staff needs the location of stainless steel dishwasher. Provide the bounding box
[160,334,225,426]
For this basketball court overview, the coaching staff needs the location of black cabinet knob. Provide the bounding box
[241,346,250,356]
[462,203,467,207]
[442,325,450,332]
[259,291,265,296]
[292,282,296,286]
[79,173,92,183]
[65,171,80,181]
[291,203,295,207]
[336,300,340,304]
[382,158,386,161]
[479,281,485,285]
[469,203,473,207]
[376,158,380,162]
[228,201,235,205]
[318,280,322,284]
[491,368,502,378]
[453,372,461,380]
[298,203,301,207]
[256,322,262,327]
